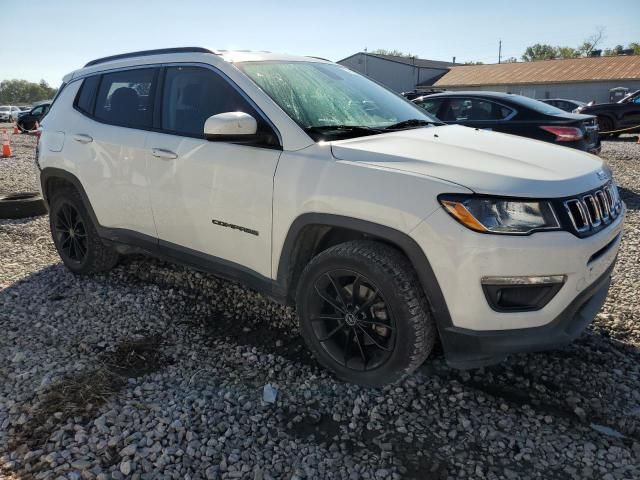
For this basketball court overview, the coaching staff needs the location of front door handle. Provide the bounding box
[73,134,93,144]
[152,148,178,160]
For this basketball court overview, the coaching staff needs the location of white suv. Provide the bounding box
[37,48,625,386]
[0,105,21,122]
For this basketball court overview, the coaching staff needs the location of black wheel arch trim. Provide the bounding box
[277,213,454,330]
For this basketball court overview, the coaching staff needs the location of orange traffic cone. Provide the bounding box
[13,125,19,135]
[2,130,11,158]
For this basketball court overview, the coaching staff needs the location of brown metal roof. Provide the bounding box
[434,55,640,87]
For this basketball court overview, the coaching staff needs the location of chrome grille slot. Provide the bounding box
[563,181,622,236]
[583,195,602,227]
[565,199,589,232]
[595,190,610,222]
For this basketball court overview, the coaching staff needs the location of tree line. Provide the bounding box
[0,79,58,105]
[370,28,640,64]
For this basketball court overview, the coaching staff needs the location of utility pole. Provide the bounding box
[498,40,502,64]
[364,47,368,76]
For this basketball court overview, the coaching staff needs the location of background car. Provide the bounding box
[539,98,587,113]
[413,91,601,154]
[16,102,51,132]
[401,88,444,100]
[0,105,22,122]
[576,89,640,137]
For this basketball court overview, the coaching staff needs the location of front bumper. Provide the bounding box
[439,262,614,369]
[410,201,624,368]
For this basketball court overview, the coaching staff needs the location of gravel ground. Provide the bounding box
[1,125,639,480]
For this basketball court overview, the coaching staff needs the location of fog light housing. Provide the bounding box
[481,275,566,312]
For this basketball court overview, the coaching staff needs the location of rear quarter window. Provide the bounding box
[74,76,100,115]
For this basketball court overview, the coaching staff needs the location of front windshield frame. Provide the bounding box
[236,60,440,140]
[0,106,10,112]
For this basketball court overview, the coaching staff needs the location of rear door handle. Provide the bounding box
[73,134,93,144]
[152,148,178,160]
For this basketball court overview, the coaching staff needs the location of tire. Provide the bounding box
[0,192,47,219]
[296,240,437,387]
[49,186,119,274]
[597,116,614,138]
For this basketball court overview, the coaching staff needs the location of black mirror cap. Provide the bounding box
[205,132,281,149]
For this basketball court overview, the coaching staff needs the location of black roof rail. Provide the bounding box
[84,47,216,68]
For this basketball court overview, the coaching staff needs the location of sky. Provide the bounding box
[1,0,638,87]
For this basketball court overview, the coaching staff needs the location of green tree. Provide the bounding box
[522,44,557,61]
[603,45,624,56]
[503,57,518,63]
[0,79,57,104]
[370,49,416,58]
[556,46,579,59]
[629,42,640,55]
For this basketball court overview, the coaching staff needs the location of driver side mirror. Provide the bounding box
[204,112,258,141]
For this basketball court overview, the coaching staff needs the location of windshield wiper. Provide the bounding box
[303,125,385,140]
[304,125,383,134]
[383,119,439,130]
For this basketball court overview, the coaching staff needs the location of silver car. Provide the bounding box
[0,105,21,122]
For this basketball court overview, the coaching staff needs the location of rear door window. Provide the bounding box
[94,68,156,129]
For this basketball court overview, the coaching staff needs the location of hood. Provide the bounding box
[330,125,606,198]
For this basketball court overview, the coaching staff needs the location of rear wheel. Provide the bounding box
[597,116,614,138]
[49,187,119,274]
[296,241,436,387]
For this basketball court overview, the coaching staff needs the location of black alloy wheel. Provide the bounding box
[297,241,436,386]
[53,202,89,264]
[309,269,396,371]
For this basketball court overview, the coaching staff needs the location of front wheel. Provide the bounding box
[296,241,437,387]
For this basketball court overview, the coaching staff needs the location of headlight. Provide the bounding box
[439,195,560,234]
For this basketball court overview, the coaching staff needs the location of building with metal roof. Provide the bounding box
[338,52,455,93]
[433,55,640,103]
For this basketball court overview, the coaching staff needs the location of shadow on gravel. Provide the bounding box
[9,336,166,452]
[618,186,639,210]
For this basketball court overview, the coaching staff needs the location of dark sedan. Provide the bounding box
[16,102,50,132]
[413,92,601,154]
[575,89,640,137]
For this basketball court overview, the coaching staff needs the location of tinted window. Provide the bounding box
[161,66,262,137]
[94,68,155,128]
[31,105,45,116]
[415,98,444,117]
[508,95,565,115]
[75,76,100,114]
[442,98,512,121]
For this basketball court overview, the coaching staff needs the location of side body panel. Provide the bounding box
[270,143,472,280]
[145,131,281,278]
